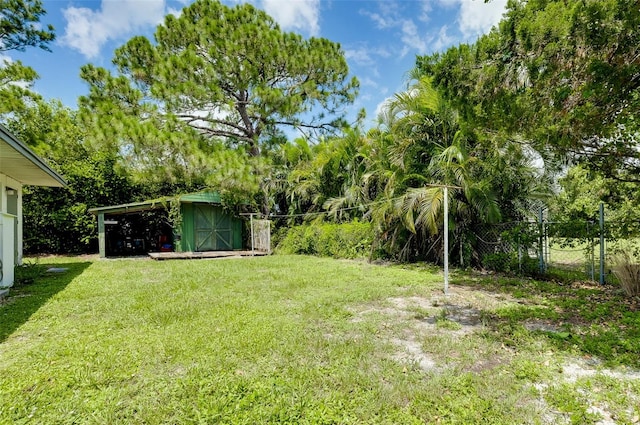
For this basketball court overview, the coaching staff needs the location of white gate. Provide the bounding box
[251,218,271,254]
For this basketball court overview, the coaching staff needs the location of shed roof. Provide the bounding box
[0,123,66,187]
[88,191,223,215]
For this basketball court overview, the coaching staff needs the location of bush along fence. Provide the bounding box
[477,203,640,285]
[276,220,374,259]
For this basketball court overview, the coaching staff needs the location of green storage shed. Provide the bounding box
[177,192,243,252]
[89,192,244,258]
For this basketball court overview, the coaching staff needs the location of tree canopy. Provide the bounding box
[0,0,55,115]
[418,0,640,182]
[80,0,358,158]
[281,75,549,264]
[0,0,55,52]
[7,100,138,253]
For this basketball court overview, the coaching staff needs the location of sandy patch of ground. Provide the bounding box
[349,287,640,424]
[349,287,523,372]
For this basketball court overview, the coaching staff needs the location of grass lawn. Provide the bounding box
[1,255,639,424]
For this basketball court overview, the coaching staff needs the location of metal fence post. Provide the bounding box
[518,233,522,274]
[539,207,545,274]
[586,221,596,282]
[599,202,605,285]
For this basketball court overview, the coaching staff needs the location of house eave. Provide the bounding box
[0,123,66,187]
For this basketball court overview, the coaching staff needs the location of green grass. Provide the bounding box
[1,255,639,424]
[459,272,640,369]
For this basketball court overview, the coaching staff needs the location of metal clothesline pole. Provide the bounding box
[424,183,462,296]
[444,186,449,295]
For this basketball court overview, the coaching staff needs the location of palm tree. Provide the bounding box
[368,76,502,263]
[281,72,551,266]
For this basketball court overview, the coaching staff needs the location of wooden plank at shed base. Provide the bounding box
[148,251,268,260]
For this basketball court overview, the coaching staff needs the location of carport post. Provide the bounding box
[98,213,105,258]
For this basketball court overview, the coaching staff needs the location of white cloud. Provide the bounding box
[345,45,391,67]
[360,1,401,29]
[418,1,432,22]
[360,77,378,88]
[345,47,374,66]
[61,0,167,59]
[427,0,507,38]
[60,0,323,58]
[435,0,460,7]
[457,0,507,37]
[167,7,183,18]
[362,2,431,57]
[375,96,395,122]
[262,0,320,36]
[431,25,455,52]
[400,19,427,54]
[405,0,509,56]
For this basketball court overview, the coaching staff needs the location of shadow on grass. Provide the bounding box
[452,272,640,368]
[0,261,92,343]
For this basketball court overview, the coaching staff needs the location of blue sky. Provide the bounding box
[10,0,508,127]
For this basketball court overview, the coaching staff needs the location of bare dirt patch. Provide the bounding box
[532,358,640,425]
[352,286,521,332]
[349,287,524,373]
[523,319,562,333]
[560,358,640,383]
[391,336,438,372]
[348,284,640,423]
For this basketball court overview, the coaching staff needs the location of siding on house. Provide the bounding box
[0,124,66,287]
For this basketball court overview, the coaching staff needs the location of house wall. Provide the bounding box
[0,173,23,287]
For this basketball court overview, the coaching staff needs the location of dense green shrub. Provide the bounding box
[276,220,373,259]
[482,252,539,276]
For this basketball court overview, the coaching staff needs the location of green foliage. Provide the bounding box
[418,0,640,181]
[22,154,134,253]
[0,0,55,52]
[78,0,357,208]
[480,243,540,276]
[552,165,640,240]
[75,0,359,213]
[8,100,139,254]
[0,0,55,116]
[276,220,373,259]
[0,60,40,115]
[481,253,516,274]
[285,76,549,265]
[13,260,46,285]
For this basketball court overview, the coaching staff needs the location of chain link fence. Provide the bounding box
[475,205,640,283]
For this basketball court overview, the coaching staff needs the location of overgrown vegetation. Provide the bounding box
[481,252,539,276]
[276,220,374,259]
[6,0,639,268]
[611,249,640,297]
